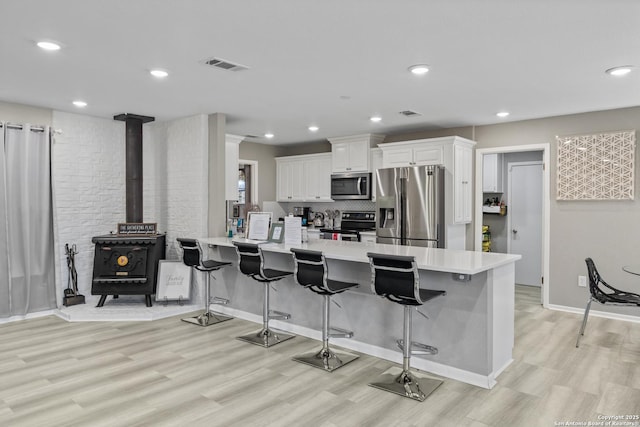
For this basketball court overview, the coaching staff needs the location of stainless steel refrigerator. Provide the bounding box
[376,165,444,247]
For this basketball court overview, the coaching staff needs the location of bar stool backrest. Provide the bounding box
[177,238,202,268]
[367,253,422,304]
[233,242,265,278]
[586,257,640,305]
[291,248,328,293]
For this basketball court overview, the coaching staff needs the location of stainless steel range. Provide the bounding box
[320,211,375,242]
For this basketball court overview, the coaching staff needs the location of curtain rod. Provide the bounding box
[0,123,46,132]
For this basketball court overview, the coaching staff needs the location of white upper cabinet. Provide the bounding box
[382,144,443,168]
[225,134,244,200]
[276,153,333,202]
[304,154,333,201]
[379,136,476,225]
[482,153,503,193]
[370,147,383,202]
[276,158,305,202]
[454,143,473,223]
[328,134,385,173]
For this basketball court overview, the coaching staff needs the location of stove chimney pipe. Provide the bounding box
[114,113,155,223]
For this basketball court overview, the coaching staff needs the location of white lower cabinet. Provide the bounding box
[276,153,333,202]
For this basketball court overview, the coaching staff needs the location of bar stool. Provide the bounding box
[177,238,233,327]
[290,248,359,372]
[366,252,446,402]
[233,241,294,347]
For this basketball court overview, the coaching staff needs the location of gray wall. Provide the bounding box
[0,101,52,125]
[474,106,640,315]
[239,141,280,204]
[275,140,330,156]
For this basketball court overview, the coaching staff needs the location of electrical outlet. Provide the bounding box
[578,275,587,287]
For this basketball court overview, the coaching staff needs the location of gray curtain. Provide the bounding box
[0,123,56,317]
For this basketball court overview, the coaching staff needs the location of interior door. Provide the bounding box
[508,162,543,286]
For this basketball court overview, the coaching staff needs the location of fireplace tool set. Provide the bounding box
[63,243,85,306]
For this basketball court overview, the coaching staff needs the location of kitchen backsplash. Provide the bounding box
[278,200,375,215]
[259,200,376,228]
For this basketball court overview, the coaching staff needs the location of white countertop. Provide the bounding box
[200,236,520,275]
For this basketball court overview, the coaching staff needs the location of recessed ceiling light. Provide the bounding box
[370,116,382,123]
[496,111,510,118]
[605,66,633,76]
[408,64,430,75]
[264,133,274,139]
[308,126,319,132]
[150,69,169,78]
[37,41,61,51]
[72,100,87,108]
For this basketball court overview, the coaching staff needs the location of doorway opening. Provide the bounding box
[228,159,259,232]
[474,144,550,307]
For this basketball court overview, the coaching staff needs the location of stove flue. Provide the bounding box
[91,113,165,308]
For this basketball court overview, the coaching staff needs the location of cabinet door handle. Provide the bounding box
[346,167,351,171]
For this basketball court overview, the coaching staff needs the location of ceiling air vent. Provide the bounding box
[244,134,259,139]
[399,110,421,117]
[201,57,249,72]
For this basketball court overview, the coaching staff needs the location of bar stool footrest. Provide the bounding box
[268,310,291,320]
[368,366,443,402]
[211,296,229,305]
[181,311,233,327]
[397,339,438,355]
[237,327,294,348]
[329,327,354,339]
[292,347,359,372]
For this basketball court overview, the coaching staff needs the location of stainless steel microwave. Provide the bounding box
[330,172,372,200]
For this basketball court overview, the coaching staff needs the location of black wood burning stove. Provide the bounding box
[91,113,166,307]
[91,234,165,307]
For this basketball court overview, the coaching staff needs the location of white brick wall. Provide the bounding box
[51,112,209,306]
[51,111,125,303]
[145,114,208,260]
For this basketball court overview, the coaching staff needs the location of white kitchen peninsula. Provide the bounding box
[200,237,521,389]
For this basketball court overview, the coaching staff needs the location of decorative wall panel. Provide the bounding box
[556,130,635,200]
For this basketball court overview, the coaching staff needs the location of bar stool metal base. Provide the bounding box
[181,311,233,327]
[368,366,443,402]
[293,348,358,372]
[237,327,294,348]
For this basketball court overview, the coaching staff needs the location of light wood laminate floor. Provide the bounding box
[1,285,639,426]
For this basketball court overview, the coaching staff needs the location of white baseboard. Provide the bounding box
[548,303,640,324]
[0,309,58,324]
[212,304,498,389]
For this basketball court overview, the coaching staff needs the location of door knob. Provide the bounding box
[512,229,518,234]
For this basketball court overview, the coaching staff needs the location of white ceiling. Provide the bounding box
[1,0,639,145]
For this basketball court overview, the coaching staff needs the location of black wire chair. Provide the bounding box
[576,258,640,347]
